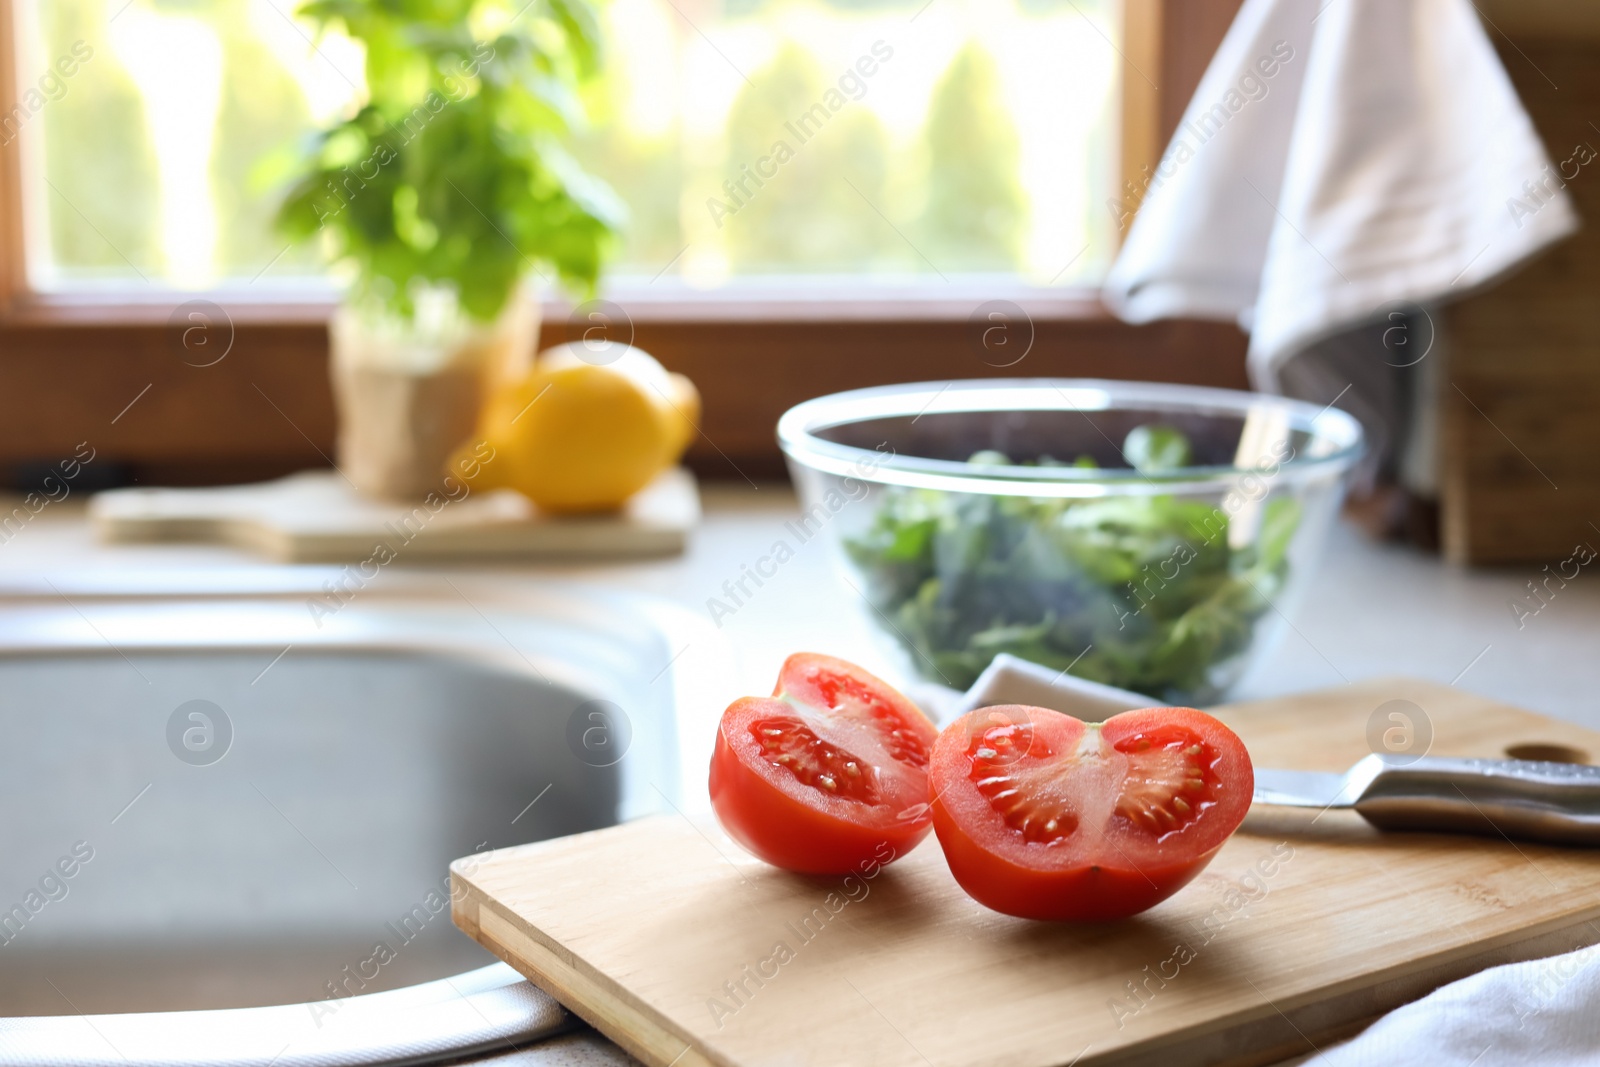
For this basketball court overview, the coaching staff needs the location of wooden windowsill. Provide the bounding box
[0,306,1251,485]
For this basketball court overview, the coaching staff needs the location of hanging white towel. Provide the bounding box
[1102,0,1581,389]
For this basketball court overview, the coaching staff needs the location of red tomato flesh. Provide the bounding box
[930,705,1253,921]
[710,653,938,874]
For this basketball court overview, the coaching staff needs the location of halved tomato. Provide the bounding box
[930,705,1253,921]
[709,653,938,874]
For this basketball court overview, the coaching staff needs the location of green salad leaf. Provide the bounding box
[842,427,1302,702]
[1123,424,1193,473]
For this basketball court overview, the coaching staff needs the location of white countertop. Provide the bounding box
[4,482,1597,730]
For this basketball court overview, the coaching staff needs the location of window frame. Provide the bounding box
[0,0,1247,483]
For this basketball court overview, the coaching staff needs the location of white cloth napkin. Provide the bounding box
[1102,0,1580,389]
[1300,942,1600,1066]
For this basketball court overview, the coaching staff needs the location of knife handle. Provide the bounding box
[1355,756,1600,847]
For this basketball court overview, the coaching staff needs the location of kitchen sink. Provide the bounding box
[0,572,727,1064]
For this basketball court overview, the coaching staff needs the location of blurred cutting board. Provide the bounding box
[89,468,698,562]
[452,679,1600,1067]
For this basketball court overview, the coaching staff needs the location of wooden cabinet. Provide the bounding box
[1442,35,1600,563]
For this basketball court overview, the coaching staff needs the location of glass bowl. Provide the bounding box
[777,379,1364,704]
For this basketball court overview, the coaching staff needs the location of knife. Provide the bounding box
[1252,753,1600,846]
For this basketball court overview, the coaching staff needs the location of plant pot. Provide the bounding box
[330,290,539,500]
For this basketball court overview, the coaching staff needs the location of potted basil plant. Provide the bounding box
[276,0,619,499]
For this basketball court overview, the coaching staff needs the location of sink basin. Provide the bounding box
[0,572,727,1062]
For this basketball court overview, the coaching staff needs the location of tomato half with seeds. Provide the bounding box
[930,705,1253,921]
[709,653,938,874]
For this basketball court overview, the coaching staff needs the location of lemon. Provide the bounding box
[455,342,698,513]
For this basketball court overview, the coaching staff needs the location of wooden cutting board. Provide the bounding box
[451,679,1600,1067]
[88,468,698,562]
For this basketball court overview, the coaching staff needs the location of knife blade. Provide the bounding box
[1252,768,1359,809]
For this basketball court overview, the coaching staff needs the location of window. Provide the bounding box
[12,0,357,291]
[0,0,1250,485]
[11,0,1120,297]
